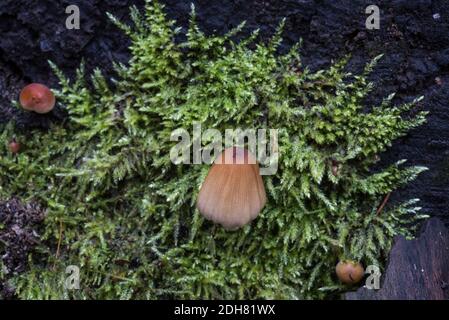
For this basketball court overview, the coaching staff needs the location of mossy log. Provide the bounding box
[345,218,449,300]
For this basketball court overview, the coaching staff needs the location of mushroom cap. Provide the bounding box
[8,141,21,154]
[19,83,55,114]
[197,147,267,230]
[335,260,365,285]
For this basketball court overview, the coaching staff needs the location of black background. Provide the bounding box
[0,300,444,318]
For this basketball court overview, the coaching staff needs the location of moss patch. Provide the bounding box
[0,0,428,299]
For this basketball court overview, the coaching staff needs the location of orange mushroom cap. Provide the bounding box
[336,260,365,285]
[19,83,55,114]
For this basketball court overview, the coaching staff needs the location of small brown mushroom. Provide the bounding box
[8,139,21,154]
[336,260,365,285]
[19,83,55,114]
[331,160,340,177]
[197,147,267,230]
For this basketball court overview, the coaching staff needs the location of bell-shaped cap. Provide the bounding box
[197,147,267,230]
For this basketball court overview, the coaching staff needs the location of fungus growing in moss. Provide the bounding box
[8,139,21,154]
[19,83,55,114]
[197,147,267,230]
[336,260,365,285]
[331,160,340,177]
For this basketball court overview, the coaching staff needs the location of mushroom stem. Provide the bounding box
[376,192,391,216]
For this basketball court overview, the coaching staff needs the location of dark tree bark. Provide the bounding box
[345,218,449,300]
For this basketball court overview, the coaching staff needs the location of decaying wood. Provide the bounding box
[345,218,449,300]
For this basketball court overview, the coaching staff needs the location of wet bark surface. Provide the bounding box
[345,217,449,300]
[0,198,46,299]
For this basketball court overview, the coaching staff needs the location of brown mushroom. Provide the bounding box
[8,139,21,154]
[336,260,365,285]
[19,83,55,114]
[197,147,267,230]
[331,160,340,177]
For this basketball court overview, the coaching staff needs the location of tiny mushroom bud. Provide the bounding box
[336,260,365,285]
[331,160,340,177]
[9,139,21,154]
[19,83,56,114]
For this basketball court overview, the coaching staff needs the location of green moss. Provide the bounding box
[0,0,428,299]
